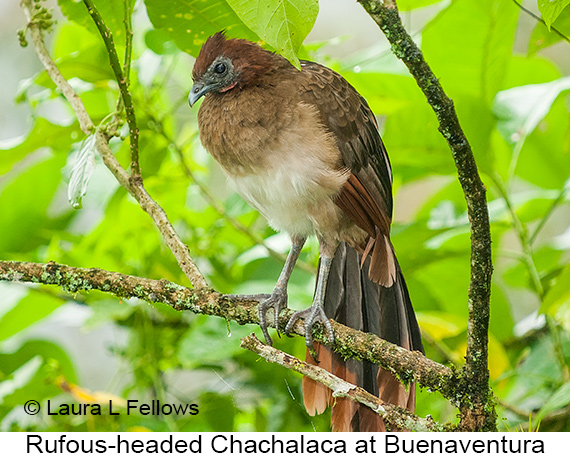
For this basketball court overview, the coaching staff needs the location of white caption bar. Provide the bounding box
[2,431,563,456]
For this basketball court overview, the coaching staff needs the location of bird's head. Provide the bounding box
[189,32,279,107]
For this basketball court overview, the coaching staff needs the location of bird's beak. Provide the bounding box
[188,82,209,107]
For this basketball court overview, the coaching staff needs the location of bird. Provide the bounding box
[189,32,423,432]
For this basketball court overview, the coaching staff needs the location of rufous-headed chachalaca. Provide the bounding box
[189,32,423,432]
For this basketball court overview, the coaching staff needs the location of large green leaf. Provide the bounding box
[494,77,570,148]
[57,0,126,46]
[226,0,318,68]
[502,55,562,88]
[537,0,570,29]
[493,77,570,187]
[0,340,76,408]
[398,0,444,11]
[0,152,69,254]
[422,0,519,101]
[178,316,254,367]
[504,334,566,415]
[0,291,63,343]
[529,8,570,54]
[383,101,453,179]
[343,72,424,115]
[39,21,115,86]
[536,380,570,421]
[0,119,80,175]
[144,0,260,57]
[542,263,570,314]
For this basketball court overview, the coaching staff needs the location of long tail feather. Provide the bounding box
[302,242,423,431]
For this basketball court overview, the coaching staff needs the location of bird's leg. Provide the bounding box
[255,236,306,345]
[285,254,335,354]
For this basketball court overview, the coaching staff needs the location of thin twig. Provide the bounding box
[240,334,447,431]
[498,398,532,419]
[122,0,133,83]
[357,0,495,431]
[490,173,543,297]
[530,186,568,244]
[511,0,570,45]
[421,332,462,366]
[20,0,207,289]
[82,0,140,179]
[21,1,93,135]
[499,398,570,432]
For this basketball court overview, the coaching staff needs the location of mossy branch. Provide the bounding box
[240,334,448,432]
[82,0,140,179]
[0,260,460,404]
[356,0,495,431]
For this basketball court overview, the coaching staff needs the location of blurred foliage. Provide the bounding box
[1,0,569,432]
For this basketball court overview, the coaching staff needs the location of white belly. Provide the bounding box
[227,153,347,237]
[210,100,348,237]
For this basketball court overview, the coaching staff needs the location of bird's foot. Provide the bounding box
[257,288,288,346]
[285,303,334,360]
[224,292,288,345]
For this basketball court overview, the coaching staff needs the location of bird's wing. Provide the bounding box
[297,61,395,286]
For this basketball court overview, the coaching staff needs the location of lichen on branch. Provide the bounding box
[240,334,447,432]
[356,0,495,431]
[0,260,458,404]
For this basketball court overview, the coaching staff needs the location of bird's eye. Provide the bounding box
[214,63,227,74]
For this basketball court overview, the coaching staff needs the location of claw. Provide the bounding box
[285,303,334,353]
[258,288,288,346]
[224,292,286,345]
[225,237,305,347]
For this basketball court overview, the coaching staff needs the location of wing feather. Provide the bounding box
[297,61,395,285]
[297,61,393,227]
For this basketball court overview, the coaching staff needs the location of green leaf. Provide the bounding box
[487,332,511,380]
[0,119,80,175]
[494,77,570,147]
[537,0,570,29]
[398,0,444,11]
[529,7,570,54]
[343,72,424,115]
[502,55,561,88]
[493,77,570,144]
[144,29,178,55]
[542,263,570,314]
[493,77,570,186]
[57,0,126,46]
[412,257,471,317]
[415,310,466,340]
[226,0,319,68]
[144,0,260,56]
[383,100,453,180]
[0,152,69,254]
[422,0,519,101]
[489,283,515,342]
[200,392,237,430]
[83,299,136,329]
[178,316,254,367]
[0,340,76,408]
[34,22,115,86]
[0,291,63,343]
[536,381,570,422]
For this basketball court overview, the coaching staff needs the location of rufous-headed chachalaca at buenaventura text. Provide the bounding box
[189,32,424,432]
